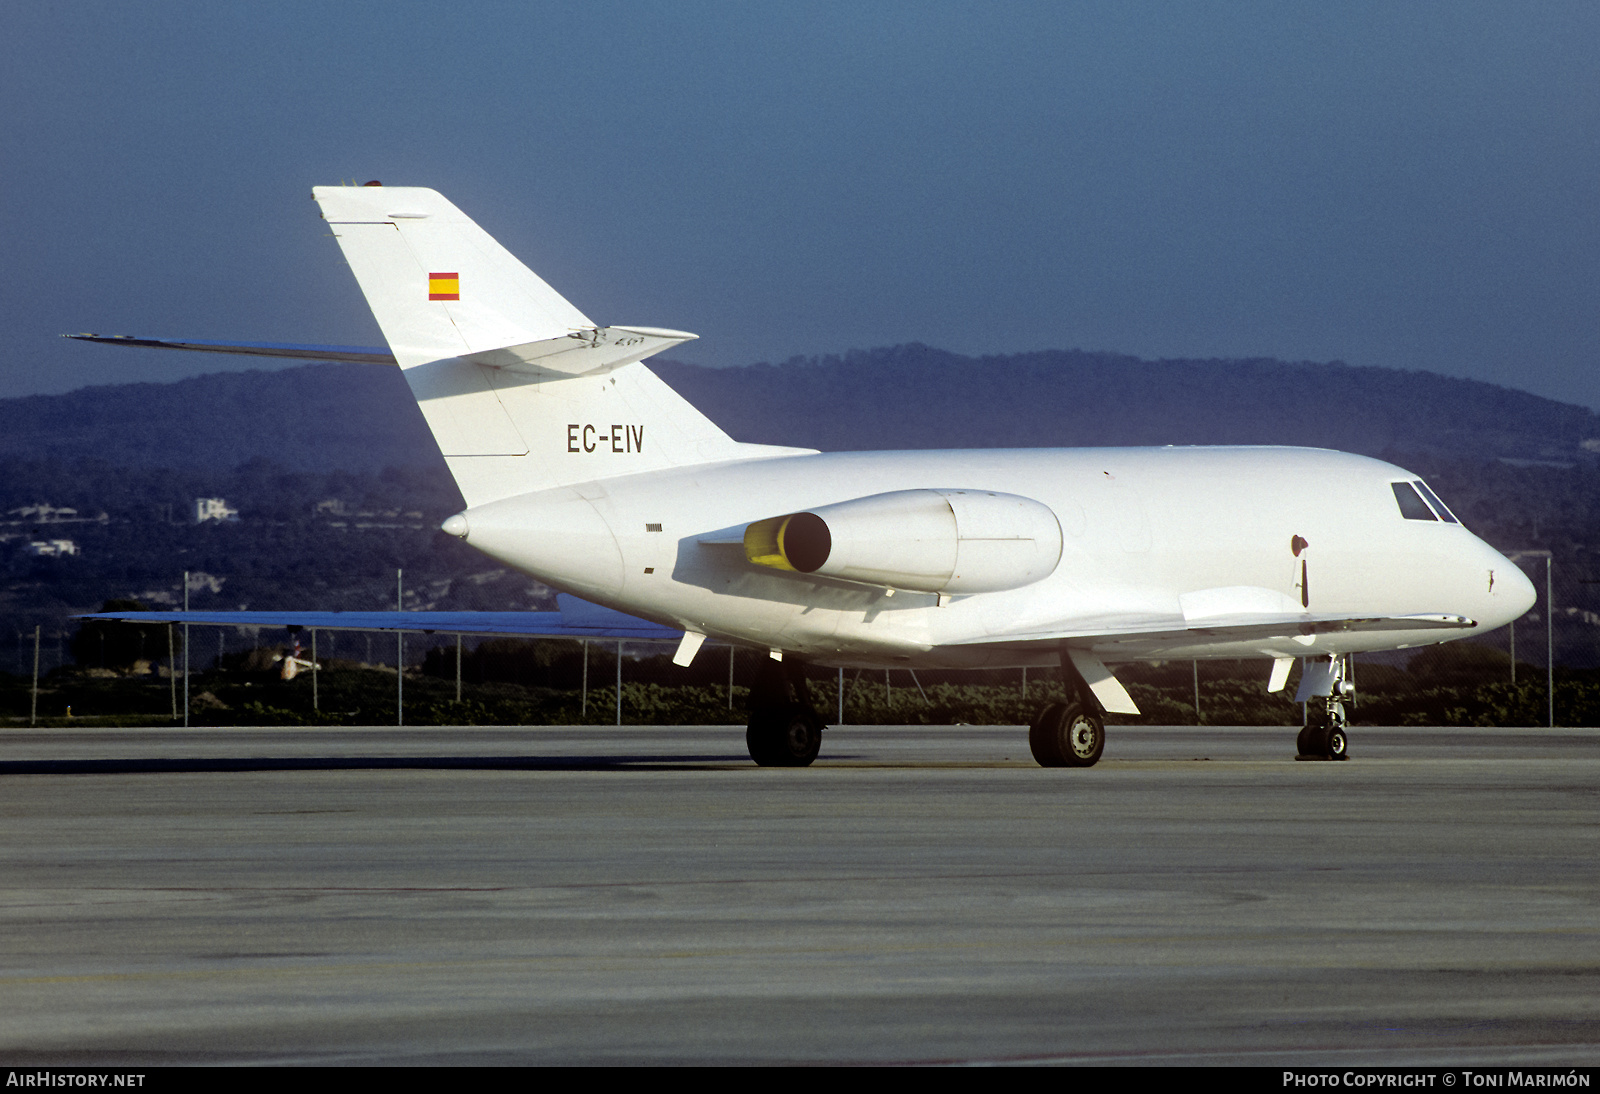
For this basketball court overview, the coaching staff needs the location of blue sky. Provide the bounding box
[5,2,1598,407]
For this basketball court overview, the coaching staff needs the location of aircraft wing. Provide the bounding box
[75,594,682,640]
[63,334,397,365]
[947,610,1472,652]
[952,611,1477,652]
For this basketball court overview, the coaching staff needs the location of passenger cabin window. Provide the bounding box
[1392,482,1437,521]
[1413,480,1460,524]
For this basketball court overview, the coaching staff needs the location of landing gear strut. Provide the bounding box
[1029,649,1105,768]
[746,657,824,767]
[1296,656,1352,761]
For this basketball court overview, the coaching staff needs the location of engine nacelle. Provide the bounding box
[743,489,1063,594]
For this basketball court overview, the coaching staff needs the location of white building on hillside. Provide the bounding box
[24,539,78,557]
[9,504,78,523]
[195,498,240,523]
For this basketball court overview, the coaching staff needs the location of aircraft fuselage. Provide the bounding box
[451,444,1534,670]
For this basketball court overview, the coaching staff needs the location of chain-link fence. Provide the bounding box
[14,552,1600,726]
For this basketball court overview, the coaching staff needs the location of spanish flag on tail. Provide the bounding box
[428,272,459,301]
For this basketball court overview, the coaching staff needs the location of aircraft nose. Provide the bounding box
[1488,549,1537,628]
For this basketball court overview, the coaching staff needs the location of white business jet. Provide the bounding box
[72,184,1536,766]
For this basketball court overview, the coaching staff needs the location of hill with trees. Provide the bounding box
[5,344,1599,469]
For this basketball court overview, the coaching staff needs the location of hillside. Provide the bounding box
[3,346,1597,469]
[653,346,1600,462]
[0,364,433,471]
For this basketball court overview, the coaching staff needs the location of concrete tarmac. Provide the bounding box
[0,723,1597,1065]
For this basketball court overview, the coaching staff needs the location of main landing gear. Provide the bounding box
[1296,656,1352,761]
[1297,696,1350,760]
[746,657,824,767]
[1028,650,1105,767]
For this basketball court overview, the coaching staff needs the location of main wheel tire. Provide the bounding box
[747,704,823,767]
[1029,701,1104,768]
[746,718,776,766]
[1298,702,1334,758]
[1297,721,1350,760]
[1029,702,1068,766]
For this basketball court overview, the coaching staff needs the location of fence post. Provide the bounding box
[30,625,40,727]
[1547,556,1554,728]
[167,624,177,721]
[182,571,190,728]
[396,569,404,727]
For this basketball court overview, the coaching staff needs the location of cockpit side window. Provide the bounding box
[1413,480,1460,524]
[1392,481,1437,521]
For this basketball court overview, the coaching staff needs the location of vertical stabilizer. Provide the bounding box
[312,185,749,507]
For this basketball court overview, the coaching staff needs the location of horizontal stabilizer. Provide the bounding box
[466,326,697,379]
[76,594,682,641]
[64,334,396,365]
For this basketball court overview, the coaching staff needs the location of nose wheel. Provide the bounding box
[1296,697,1350,761]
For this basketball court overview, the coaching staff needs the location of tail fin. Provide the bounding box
[312,185,752,507]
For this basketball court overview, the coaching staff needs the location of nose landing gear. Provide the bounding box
[1296,697,1349,760]
[1296,656,1352,761]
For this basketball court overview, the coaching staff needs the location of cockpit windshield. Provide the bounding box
[1392,480,1463,525]
[1412,480,1460,524]
[1392,482,1437,521]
